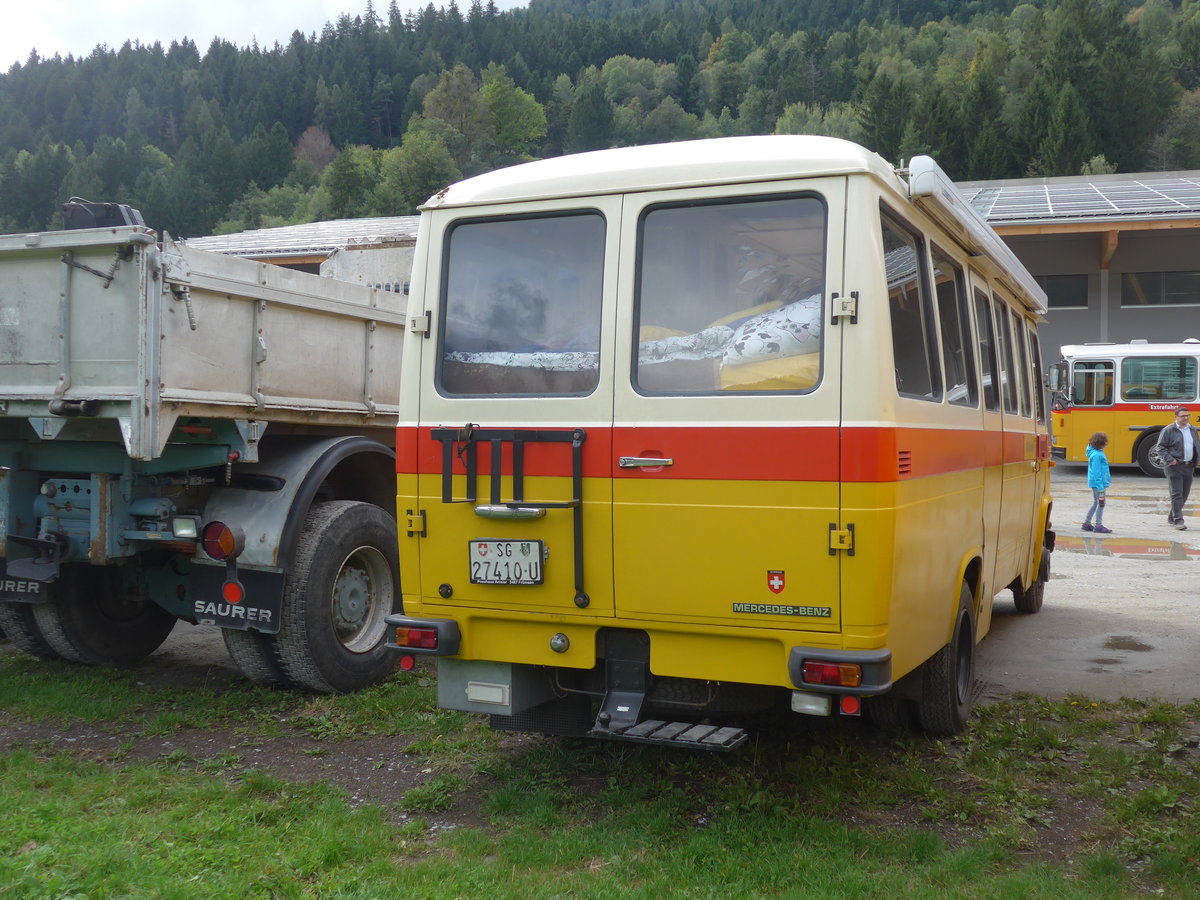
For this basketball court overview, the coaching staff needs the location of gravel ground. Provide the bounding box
[978,461,1200,703]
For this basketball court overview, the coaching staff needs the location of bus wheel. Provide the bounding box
[1136,435,1166,477]
[30,567,178,666]
[917,586,975,736]
[0,600,62,660]
[272,501,401,693]
[222,628,295,689]
[1013,547,1050,615]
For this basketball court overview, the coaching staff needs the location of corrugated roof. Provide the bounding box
[184,215,419,258]
[959,171,1200,226]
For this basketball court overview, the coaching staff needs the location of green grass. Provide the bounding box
[0,649,1197,899]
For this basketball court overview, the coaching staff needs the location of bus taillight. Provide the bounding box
[801,660,863,687]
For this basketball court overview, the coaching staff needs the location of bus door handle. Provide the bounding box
[619,456,674,468]
[474,505,547,519]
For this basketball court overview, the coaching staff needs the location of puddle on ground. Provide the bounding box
[1056,534,1200,560]
[1104,635,1154,652]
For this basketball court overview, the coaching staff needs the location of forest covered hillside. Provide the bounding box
[0,0,1197,237]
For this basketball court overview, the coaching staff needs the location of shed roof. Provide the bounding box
[184,215,419,259]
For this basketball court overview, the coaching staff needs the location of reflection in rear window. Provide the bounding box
[439,213,605,396]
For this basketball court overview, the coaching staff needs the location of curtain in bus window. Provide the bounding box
[994,296,1018,414]
[931,246,977,407]
[1072,360,1114,406]
[439,212,605,395]
[1120,357,1197,401]
[1029,329,1047,423]
[635,195,825,394]
[1012,308,1032,417]
[973,289,999,412]
[882,213,941,401]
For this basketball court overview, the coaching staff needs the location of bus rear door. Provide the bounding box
[610,181,846,685]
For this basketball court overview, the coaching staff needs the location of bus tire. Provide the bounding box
[1013,547,1050,614]
[271,501,401,694]
[1135,434,1166,477]
[222,627,295,689]
[917,585,975,736]
[30,567,178,667]
[0,600,61,660]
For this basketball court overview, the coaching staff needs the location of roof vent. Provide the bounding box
[1185,338,1200,344]
[1130,338,1149,344]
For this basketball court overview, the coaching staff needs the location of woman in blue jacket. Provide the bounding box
[1083,432,1111,534]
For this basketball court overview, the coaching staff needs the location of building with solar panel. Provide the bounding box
[959,169,1200,361]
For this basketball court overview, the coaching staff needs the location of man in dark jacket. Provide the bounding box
[1157,407,1200,530]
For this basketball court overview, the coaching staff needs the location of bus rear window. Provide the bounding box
[634,195,825,394]
[439,212,605,396]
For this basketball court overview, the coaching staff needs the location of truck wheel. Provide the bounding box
[222,628,295,689]
[0,600,61,660]
[1136,434,1166,477]
[1012,547,1050,614]
[31,567,178,667]
[867,694,917,732]
[917,585,975,736]
[272,501,400,693]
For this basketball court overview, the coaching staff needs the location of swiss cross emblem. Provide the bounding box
[767,570,785,594]
[476,543,489,557]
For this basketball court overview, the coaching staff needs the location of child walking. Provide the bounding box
[1083,432,1112,534]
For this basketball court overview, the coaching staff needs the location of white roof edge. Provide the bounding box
[424,135,899,208]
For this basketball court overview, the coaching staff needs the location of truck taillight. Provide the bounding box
[394,627,438,650]
[801,660,863,688]
[201,521,245,560]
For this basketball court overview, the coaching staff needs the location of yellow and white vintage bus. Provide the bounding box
[1047,341,1200,476]
[387,135,1055,749]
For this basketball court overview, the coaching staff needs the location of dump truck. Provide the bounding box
[0,201,405,692]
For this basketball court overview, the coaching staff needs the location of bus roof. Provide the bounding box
[424,135,899,207]
[1060,341,1200,358]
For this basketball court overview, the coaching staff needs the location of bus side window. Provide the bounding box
[1072,360,1114,406]
[1029,326,1047,424]
[931,245,977,407]
[973,289,999,412]
[1120,356,1197,401]
[881,210,941,401]
[994,293,1018,414]
[1012,307,1032,417]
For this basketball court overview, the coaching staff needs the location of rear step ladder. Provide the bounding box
[589,719,748,751]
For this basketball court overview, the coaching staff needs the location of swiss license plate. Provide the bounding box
[469,539,544,585]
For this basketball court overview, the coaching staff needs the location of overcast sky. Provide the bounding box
[4,1,528,70]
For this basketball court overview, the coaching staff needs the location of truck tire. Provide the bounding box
[0,600,61,660]
[30,566,178,667]
[272,501,400,693]
[917,585,975,736]
[222,628,295,689]
[1136,433,1166,477]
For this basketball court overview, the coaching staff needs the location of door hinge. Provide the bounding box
[409,310,431,338]
[828,523,855,556]
[830,291,859,325]
[405,509,427,538]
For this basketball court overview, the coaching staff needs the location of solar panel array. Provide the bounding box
[960,176,1200,224]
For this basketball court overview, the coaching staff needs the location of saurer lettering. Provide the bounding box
[193,600,273,623]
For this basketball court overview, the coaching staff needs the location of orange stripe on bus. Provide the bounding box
[396,425,1040,482]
